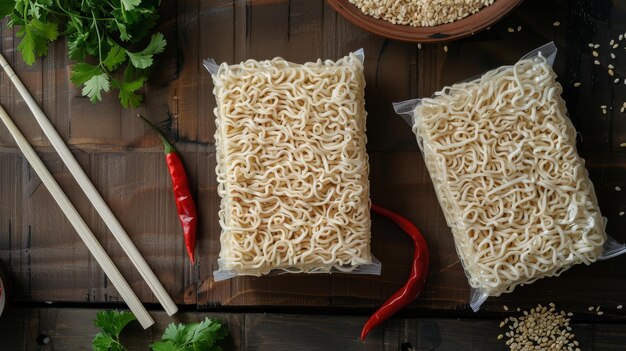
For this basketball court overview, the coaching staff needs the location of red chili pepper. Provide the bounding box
[360,204,429,341]
[139,115,197,264]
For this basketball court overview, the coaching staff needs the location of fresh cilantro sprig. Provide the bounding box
[91,310,229,351]
[150,318,229,351]
[92,310,136,351]
[0,0,166,108]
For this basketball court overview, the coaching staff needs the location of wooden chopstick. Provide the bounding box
[0,104,154,329]
[0,53,178,317]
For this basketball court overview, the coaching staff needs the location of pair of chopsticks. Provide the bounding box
[0,53,177,328]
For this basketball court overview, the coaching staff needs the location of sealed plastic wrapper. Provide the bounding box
[204,50,380,281]
[394,42,626,311]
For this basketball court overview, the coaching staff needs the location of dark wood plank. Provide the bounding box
[2,308,626,350]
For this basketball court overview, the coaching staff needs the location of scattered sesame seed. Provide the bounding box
[517,26,522,32]
[609,69,615,76]
[444,45,448,52]
[609,64,615,69]
[592,50,599,57]
[567,312,574,317]
[594,60,600,65]
[621,107,625,113]
[601,105,607,109]
[619,211,625,216]
[614,43,620,49]
[504,305,509,311]
[624,78,626,84]
[417,43,422,49]
[611,53,616,59]
[588,43,595,48]
[616,186,622,191]
[610,39,615,45]
[508,27,515,33]
[619,305,624,309]
[615,78,620,83]
[588,306,595,311]
[596,306,601,312]
[573,82,581,87]
[553,21,560,27]
[517,308,521,312]
[497,334,504,340]
[598,311,604,316]
[595,44,600,48]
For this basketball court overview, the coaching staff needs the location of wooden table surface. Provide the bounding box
[1,0,626,349]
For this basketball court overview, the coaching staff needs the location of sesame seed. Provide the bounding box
[610,39,615,45]
[615,78,620,83]
[611,53,616,59]
[596,306,601,312]
[553,21,560,27]
[567,312,573,317]
[417,43,422,49]
[609,64,615,69]
[592,50,599,57]
[517,26,522,32]
[573,82,581,87]
[595,44,600,48]
[620,211,625,216]
[598,311,604,316]
[614,43,620,49]
[588,43,595,48]
[594,60,600,65]
[601,105,607,109]
[588,306,595,311]
[508,27,515,33]
[616,186,622,191]
[497,334,504,340]
[618,305,624,309]
[609,69,615,76]
[504,305,509,311]
[444,45,448,52]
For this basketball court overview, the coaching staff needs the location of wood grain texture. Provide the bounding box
[0,0,624,324]
[1,308,626,350]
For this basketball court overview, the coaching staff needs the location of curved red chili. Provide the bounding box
[140,115,197,263]
[360,204,429,341]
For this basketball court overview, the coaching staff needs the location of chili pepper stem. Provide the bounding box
[137,114,176,154]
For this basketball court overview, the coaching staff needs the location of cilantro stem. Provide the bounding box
[53,0,115,21]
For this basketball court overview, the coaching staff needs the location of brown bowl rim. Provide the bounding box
[325,0,525,43]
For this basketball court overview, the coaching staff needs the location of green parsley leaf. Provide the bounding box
[102,44,127,71]
[0,0,16,18]
[126,33,166,69]
[70,63,101,85]
[113,76,145,108]
[16,19,58,65]
[93,310,136,340]
[121,0,141,11]
[92,332,114,351]
[28,18,59,40]
[150,318,228,351]
[149,341,178,351]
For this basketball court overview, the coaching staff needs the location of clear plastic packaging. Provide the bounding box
[204,49,381,281]
[394,42,626,311]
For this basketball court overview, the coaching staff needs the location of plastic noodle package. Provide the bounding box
[394,42,626,311]
[204,50,380,281]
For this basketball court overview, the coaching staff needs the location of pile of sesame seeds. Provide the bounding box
[347,0,495,27]
[498,303,579,351]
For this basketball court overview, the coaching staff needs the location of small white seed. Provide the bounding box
[508,27,515,33]
[573,82,581,87]
[592,50,599,57]
[553,21,560,27]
